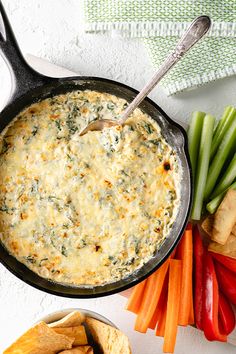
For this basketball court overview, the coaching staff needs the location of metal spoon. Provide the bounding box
[79,15,211,136]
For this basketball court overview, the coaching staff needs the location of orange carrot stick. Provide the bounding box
[153,243,185,332]
[149,274,168,330]
[177,229,193,326]
[126,279,147,314]
[163,259,182,353]
[135,259,170,333]
[148,300,160,331]
[156,300,167,337]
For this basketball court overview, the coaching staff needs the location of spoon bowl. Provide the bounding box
[80,119,121,136]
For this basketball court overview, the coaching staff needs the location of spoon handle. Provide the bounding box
[120,15,211,124]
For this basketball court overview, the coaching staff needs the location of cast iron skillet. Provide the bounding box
[0,2,192,298]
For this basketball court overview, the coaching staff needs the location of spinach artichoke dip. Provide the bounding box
[0,90,181,286]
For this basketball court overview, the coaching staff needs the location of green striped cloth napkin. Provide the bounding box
[84,0,236,95]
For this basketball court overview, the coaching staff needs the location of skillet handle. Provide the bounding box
[0,2,50,103]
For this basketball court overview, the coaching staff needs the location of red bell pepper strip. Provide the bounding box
[211,252,236,273]
[186,222,193,231]
[193,225,205,330]
[214,261,236,305]
[218,291,236,335]
[202,252,227,342]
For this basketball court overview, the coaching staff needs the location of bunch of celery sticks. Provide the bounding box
[188,106,236,220]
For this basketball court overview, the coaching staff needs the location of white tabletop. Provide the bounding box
[0,1,236,353]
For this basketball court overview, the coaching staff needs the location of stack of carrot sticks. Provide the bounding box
[126,225,193,353]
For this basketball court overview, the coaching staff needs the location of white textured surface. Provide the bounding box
[0,1,236,353]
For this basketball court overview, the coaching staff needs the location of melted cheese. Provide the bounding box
[0,90,181,286]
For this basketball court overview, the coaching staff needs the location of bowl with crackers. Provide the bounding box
[3,308,132,354]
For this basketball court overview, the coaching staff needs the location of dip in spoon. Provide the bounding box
[79,16,211,136]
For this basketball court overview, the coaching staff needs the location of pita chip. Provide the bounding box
[53,325,87,345]
[59,346,93,354]
[209,233,236,259]
[232,223,236,237]
[86,317,131,354]
[3,321,74,354]
[212,189,236,244]
[201,214,214,238]
[49,311,85,328]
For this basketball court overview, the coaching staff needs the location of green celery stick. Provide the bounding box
[206,180,236,214]
[213,106,233,138]
[187,111,205,181]
[191,114,215,220]
[211,153,236,198]
[210,106,236,160]
[204,118,236,201]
